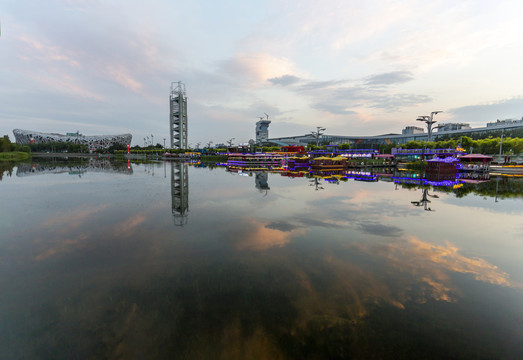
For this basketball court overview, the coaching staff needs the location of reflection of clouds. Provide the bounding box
[517,223,523,237]
[305,193,419,226]
[346,189,371,204]
[265,220,299,232]
[39,204,111,230]
[420,277,454,302]
[112,214,147,238]
[357,222,403,237]
[235,219,305,251]
[29,205,111,260]
[362,199,421,219]
[354,237,513,303]
[29,205,156,261]
[34,234,89,261]
[293,216,346,229]
[407,238,511,287]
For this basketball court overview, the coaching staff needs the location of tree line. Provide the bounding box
[0,135,31,153]
[369,136,523,155]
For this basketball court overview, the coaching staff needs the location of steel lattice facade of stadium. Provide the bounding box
[13,129,132,150]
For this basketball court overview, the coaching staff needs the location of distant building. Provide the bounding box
[402,126,425,135]
[268,118,523,147]
[256,116,271,143]
[436,123,471,132]
[487,118,523,127]
[12,129,132,150]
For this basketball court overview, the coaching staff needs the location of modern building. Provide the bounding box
[255,115,271,143]
[402,126,424,135]
[12,129,132,150]
[169,81,188,149]
[487,118,523,127]
[268,119,523,147]
[436,123,471,132]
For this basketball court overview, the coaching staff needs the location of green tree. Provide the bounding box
[1,135,11,152]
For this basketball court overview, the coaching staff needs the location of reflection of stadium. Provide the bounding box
[13,129,132,150]
[16,158,133,176]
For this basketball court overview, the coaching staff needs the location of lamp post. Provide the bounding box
[416,111,442,155]
[311,127,326,147]
[499,129,504,157]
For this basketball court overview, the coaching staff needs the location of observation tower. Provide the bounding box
[169,81,188,149]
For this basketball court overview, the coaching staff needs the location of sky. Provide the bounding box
[1,0,523,147]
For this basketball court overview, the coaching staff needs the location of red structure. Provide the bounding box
[459,154,493,172]
[280,145,305,153]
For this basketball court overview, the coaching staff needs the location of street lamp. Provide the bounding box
[311,127,326,147]
[416,111,442,153]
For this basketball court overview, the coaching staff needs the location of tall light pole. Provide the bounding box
[499,129,504,157]
[416,111,442,153]
[311,127,326,147]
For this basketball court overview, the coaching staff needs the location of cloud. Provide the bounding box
[297,79,348,92]
[218,53,300,88]
[311,103,358,115]
[365,71,414,85]
[288,77,432,115]
[368,93,432,110]
[268,75,302,86]
[450,97,523,125]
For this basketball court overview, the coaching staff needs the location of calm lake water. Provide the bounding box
[1,158,523,359]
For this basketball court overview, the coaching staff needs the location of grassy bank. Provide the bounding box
[0,152,32,161]
[201,154,228,162]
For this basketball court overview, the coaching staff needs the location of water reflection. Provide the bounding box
[309,177,324,190]
[411,188,439,211]
[171,162,189,226]
[255,172,270,195]
[1,159,522,359]
[15,157,133,176]
[0,162,15,180]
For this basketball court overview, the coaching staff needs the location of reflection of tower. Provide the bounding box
[170,81,188,149]
[255,113,271,144]
[171,162,189,226]
[255,172,270,195]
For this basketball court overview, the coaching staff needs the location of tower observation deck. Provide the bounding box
[170,81,188,149]
[256,113,271,144]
